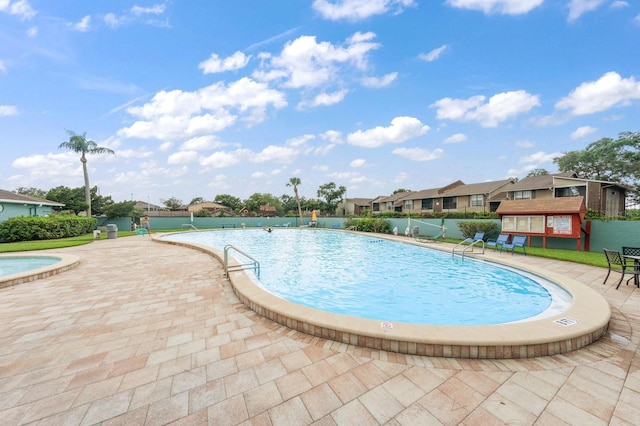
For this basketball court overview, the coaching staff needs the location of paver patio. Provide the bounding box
[1,235,640,425]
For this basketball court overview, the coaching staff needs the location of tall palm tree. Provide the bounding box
[59,130,115,217]
[287,177,303,226]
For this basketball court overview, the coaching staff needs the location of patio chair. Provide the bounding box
[486,234,509,251]
[500,235,527,255]
[604,248,640,289]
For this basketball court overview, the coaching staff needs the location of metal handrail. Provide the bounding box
[345,226,357,232]
[181,224,198,230]
[224,244,260,278]
[452,238,485,259]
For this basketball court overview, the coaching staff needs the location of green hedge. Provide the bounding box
[344,217,390,233]
[456,221,499,240]
[0,216,97,242]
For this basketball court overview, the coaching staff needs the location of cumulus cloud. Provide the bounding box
[610,1,629,8]
[103,3,168,29]
[361,72,397,88]
[518,151,563,164]
[70,15,91,32]
[515,140,535,148]
[419,45,448,62]
[199,51,250,74]
[180,135,225,150]
[0,0,37,20]
[312,0,416,21]
[431,90,540,127]
[443,133,467,144]
[118,77,287,140]
[350,158,367,167]
[0,105,18,116]
[346,116,430,148]
[167,150,198,165]
[567,0,606,22]
[570,126,597,139]
[445,0,542,15]
[0,61,6,73]
[255,32,380,90]
[392,147,445,161]
[555,72,640,116]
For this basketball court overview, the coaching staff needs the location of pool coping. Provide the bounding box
[0,253,81,289]
[155,230,611,359]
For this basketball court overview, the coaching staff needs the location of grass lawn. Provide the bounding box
[0,231,609,270]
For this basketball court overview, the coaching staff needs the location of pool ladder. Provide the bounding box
[451,239,485,260]
[224,245,260,278]
[345,226,357,232]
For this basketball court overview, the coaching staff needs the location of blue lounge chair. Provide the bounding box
[500,235,527,255]
[486,234,508,251]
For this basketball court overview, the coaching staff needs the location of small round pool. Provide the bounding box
[0,253,80,289]
[0,256,61,277]
[163,229,570,325]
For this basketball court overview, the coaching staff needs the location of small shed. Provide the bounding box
[496,197,588,251]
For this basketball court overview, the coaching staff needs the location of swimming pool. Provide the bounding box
[158,229,611,358]
[163,229,571,325]
[0,254,80,289]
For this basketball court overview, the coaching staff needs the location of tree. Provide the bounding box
[161,196,183,211]
[287,177,303,226]
[104,201,136,219]
[243,193,283,216]
[189,197,204,205]
[526,168,549,177]
[15,187,48,199]
[554,131,640,203]
[46,186,87,214]
[59,130,115,217]
[393,188,410,194]
[317,182,346,215]
[214,194,242,212]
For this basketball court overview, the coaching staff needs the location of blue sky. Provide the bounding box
[1,1,639,206]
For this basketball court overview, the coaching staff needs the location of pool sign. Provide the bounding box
[381,322,393,330]
[554,317,580,326]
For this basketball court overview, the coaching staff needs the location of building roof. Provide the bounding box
[442,179,514,197]
[496,196,586,215]
[347,198,373,206]
[0,189,64,207]
[508,172,576,191]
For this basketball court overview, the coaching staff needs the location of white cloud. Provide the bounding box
[0,61,6,73]
[199,51,250,74]
[159,141,173,151]
[118,77,287,140]
[432,90,540,127]
[312,0,416,21]
[1,0,36,20]
[555,72,640,116]
[392,147,445,161]
[350,158,366,167]
[301,90,348,108]
[610,1,629,8]
[567,0,606,22]
[0,105,18,116]
[180,135,225,151]
[419,45,448,62]
[635,14,640,25]
[570,126,597,139]
[518,151,563,164]
[515,140,535,148]
[320,130,344,144]
[104,12,124,28]
[445,0,542,15]
[167,150,198,165]
[26,26,37,36]
[443,133,467,144]
[506,164,539,177]
[361,72,397,88]
[346,116,430,148]
[131,4,166,15]
[255,32,380,90]
[200,150,245,168]
[70,15,91,32]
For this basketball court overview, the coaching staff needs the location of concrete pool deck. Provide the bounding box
[1,235,639,424]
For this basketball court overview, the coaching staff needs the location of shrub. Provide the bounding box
[344,217,390,233]
[456,221,499,240]
[0,216,97,242]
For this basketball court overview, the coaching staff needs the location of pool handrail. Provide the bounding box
[452,234,485,259]
[223,244,260,278]
[345,226,357,232]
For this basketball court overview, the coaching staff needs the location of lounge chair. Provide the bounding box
[486,234,508,251]
[500,235,527,255]
[416,229,445,243]
[604,248,640,289]
[463,231,485,244]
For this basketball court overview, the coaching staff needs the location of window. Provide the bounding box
[470,194,484,207]
[555,186,585,198]
[421,198,433,209]
[501,215,544,233]
[372,203,379,212]
[404,200,413,210]
[442,197,457,209]
[513,190,533,200]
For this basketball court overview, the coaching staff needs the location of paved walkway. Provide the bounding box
[1,235,640,425]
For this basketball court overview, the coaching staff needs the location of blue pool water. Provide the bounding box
[164,229,572,325]
[0,256,61,277]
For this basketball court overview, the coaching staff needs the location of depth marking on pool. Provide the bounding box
[554,317,580,326]
[381,322,393,330]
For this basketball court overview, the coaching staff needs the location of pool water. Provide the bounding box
[0,256,61,277]
[164,229,572,325]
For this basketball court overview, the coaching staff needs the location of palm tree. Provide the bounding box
[287,177,303,226]
[59,130,115,217]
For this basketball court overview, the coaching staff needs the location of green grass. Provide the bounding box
[1,231,609,270]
